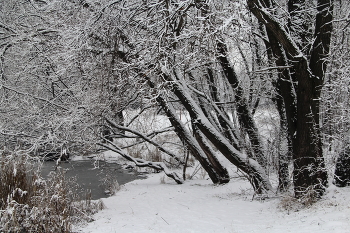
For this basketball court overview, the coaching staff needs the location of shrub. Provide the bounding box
[0,149,104,233]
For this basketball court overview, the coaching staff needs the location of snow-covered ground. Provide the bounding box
[74,158,350,233]
[72,109,350,233]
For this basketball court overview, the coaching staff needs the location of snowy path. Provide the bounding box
[76,174,350,233]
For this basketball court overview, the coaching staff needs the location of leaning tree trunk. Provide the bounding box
[216,40,267,169]
[163,73,272,193]
[156,94,229,184]
[144,76,230,184]
[192,121,230,184]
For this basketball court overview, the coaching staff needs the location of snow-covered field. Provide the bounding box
[75,159,350,233]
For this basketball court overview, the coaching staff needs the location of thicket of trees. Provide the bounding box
[1,0,350,200]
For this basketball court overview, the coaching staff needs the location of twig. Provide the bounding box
[98,142,184,184]
[254,66,293,73]
[106,118,184,165]
[1,85,69,111]
[161,216,169,225]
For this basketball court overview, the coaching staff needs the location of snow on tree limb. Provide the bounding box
[247,0,303,59]
[254,66,293,73]
[105,118,185,165]
[1,84,69,111]
[156,93,229,184]
[119,127,175,150]
[98,142,184,184]
[163,73,272,192]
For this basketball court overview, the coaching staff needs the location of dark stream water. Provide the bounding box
[41,160,145,200]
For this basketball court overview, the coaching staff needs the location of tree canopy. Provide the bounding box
[1,0,350,200]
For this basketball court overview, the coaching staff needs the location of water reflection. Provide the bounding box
[40,160,145,200]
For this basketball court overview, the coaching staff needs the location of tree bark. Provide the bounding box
[192,121,230,184]
[99,142,183,184]
[247,0,333,197]
[163,73,272,192]
[156,94,228,184]
[216,40,266,169]
[294,0,333,197]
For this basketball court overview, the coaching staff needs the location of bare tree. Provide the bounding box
[2,0,345,200]
[89,0,337,198]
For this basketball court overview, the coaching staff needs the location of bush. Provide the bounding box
[0,149,104,233]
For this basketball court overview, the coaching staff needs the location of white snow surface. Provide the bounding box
[75,163,350,233]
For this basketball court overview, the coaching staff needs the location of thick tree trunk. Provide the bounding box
[293,58,326,197]
[294,0,333,197]
[247,0,333,197]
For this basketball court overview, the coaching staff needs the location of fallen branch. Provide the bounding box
[97,142,183,184]
[119,127,174,149]
[106,118,184,165]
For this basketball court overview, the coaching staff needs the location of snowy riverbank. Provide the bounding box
[75,170,350,233]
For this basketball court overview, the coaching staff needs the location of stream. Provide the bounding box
[40,160,145,200]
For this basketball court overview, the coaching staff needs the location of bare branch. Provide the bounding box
[106,118,184,165]
[247,0,302,59]
[254,66,293,73]
[98,142,183,184]
[1,85,69,111]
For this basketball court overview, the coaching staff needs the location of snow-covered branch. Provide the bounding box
[247,0,303,59]
[254,66,293,73]
[1,85,69,111]
[163,73,272,191]
[105,118,185,165]
[98,142,183,184]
